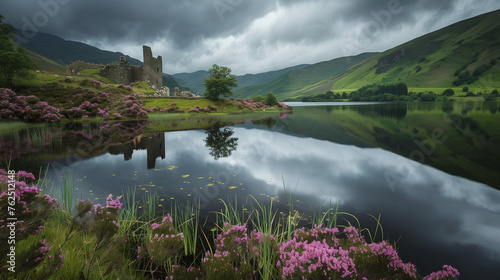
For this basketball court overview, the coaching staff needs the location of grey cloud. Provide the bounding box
[1,0,499,74]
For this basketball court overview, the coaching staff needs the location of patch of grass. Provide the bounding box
[79,69,117,85]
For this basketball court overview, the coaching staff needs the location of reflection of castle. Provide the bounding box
[66,45,163,89]
[108,132,165,169]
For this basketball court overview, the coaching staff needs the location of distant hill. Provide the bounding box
[232,53,378,100]
[15,31,143,66]
[15,30,188,92]
[172,64,310,95]
[328,9,500,91]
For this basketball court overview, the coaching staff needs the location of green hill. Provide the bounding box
[15,31,143,66]
[232,53,378,100]
[172,64,310,95]
[24,49,66,74]
[329,9,500,91]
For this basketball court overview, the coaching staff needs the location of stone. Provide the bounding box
[65,45,163,89]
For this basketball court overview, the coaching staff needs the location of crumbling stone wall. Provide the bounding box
[66,61,102,75]
[99,57,132,85]
[142,46,163,89]
[65,45,163,88]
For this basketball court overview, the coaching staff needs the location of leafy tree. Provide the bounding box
[203,64,238,100]
[442,88,454,96]
[0,15,36,86]
[265,92,279,106]
[419,93,437,102]
[462,87,469,92]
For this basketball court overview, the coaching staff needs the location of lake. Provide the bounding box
[1,101,499,279]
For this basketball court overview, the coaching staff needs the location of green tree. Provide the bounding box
[0,15,36,86]
[442,88,455,96]
[203,64,238,100]
[265,92,279,106]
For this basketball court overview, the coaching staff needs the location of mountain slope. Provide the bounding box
[172,64,310,95]
[24,48,66,73]
[232,52,378,99]
[15,31,143,66]
[329,9,500,91]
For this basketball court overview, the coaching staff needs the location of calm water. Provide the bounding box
[1,101,500,279]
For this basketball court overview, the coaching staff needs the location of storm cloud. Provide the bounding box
[1,0,499,74]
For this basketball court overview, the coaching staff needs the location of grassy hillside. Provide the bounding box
[329,9,500,91]
[24,49,66,74]
[15,31,143,66]
[172,64,310,95]
[232,53,378,100]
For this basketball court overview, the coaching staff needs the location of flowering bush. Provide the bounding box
[139,214,184,265]
[201,223,255,280]
[0,169,62,275]
[0,88,62,122]
[277,225,418,279]
[115,94,148,118]
[424,265,460,280]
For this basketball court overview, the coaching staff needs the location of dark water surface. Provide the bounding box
[1,101,499,279]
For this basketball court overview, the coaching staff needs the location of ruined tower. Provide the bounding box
[142,46,163,89]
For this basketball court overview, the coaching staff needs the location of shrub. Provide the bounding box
[442,88,455,96]
[265,92,279,106]
[0,88,62,122]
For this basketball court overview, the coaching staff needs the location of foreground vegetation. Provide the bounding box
[0,169,460,279]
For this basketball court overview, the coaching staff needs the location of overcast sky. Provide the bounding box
[1,0,499,75]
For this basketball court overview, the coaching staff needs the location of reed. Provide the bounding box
[172,200,201,256]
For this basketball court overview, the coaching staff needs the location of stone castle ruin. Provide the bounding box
[66,45,163,89]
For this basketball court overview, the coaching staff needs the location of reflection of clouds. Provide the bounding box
[51,126,500,275]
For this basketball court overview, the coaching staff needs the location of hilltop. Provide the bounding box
[328,9,500,92]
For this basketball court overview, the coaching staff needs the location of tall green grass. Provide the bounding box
[172,200,200,256]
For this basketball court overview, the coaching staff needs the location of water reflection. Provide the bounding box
[108,132,165,169]
[40,126,499,278]
[204,127,239,160]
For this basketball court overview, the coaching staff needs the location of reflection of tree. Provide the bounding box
[204,127,238,160]
[251,117,278,129]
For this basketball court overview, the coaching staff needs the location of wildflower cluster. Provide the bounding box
[73,195,123,239]
[423,265,460,280]
[277,225,419,279]
[60,87,112,119]
[230,98,272,110]
[187,105,219,113]
[139,214,184,265]
[115,94,148,118]
[278,102,288,108]
[0,169,62,275]
[0,88,62,122]
[201,223,255,279]
[0,169,59,241]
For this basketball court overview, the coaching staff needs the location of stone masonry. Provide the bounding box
[66,45,163,89]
